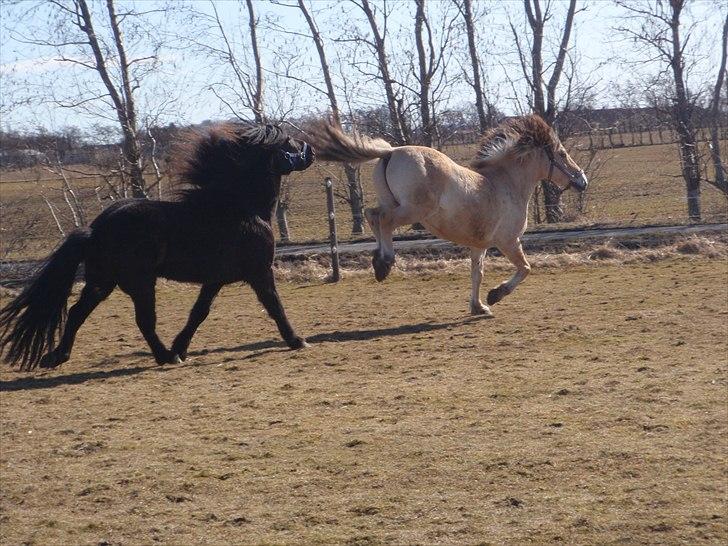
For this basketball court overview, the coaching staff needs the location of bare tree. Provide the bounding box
[413,0,434,146]
[4,0,168,198]
[615,0,720,221]
[350,0,410,144]
[510,0,579,223]
[708,12,728,194]
[294,0,365,234]
[454,0,489,133]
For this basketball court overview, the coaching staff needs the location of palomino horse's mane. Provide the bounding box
[175,122,290,189]
[470,114,558,171]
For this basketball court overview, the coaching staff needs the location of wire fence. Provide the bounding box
[1,127,727,261]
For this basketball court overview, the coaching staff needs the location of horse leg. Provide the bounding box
[469,248,493,317]
[487,240,531,306]
[171,283,223,361]
[365,207,384,274]
[122,279,179,365]
[250,271,307,349]
[372,206,419,282]
[39,282,115,369]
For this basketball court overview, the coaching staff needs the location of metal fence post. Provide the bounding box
[324,177,340,282]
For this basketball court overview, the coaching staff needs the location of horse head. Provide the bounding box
[271,138,315,175]
[542,142,588,193]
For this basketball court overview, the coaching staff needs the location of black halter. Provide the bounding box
[544,147,584,192]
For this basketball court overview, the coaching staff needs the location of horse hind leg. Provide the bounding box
[121,279,180,365]
[365,207,389,281]
[371,205,419,282]
[487,241,531,306]
[39,282,115,369]
[171,283,223,361]
[469,248,494,317]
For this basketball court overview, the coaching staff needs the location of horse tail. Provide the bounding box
[307,122,393,164]
[0,229,90,370]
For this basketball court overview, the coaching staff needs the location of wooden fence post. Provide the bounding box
[324,177,340,282]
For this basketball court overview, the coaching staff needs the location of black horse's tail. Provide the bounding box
[0,229,90,370]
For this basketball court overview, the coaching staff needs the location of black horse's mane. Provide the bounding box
[175,122,289,191]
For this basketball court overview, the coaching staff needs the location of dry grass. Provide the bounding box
[2,139,727,261]
[1,255,726,545]
[273,235,728,283]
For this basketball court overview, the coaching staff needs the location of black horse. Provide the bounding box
[0,123,315,371]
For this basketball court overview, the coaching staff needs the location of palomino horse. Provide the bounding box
[0,123,314,371]
[308,114,587,316]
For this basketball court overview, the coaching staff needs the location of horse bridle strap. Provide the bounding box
[545,148,583,191]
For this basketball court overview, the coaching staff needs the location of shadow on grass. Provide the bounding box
[0,317,484,391]
[0,365,160,392]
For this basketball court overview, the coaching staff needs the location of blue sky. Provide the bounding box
[0,0,724,136]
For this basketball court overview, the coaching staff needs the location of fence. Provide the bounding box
[1,127,727,262]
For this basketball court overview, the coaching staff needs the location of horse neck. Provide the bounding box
[497,155,550,202]
[185,176,279,222]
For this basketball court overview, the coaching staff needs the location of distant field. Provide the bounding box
[1,139,726,261]
[1,255,726,544]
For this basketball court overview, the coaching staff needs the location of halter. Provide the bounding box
[544,147,585,192]
[273,142,314,173]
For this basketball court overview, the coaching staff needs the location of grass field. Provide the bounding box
[1,252,726,545]
[1,139,726,261]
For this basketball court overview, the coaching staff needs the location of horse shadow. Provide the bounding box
[0,316,484,392]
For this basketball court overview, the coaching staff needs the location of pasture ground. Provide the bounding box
[1,250,726,545]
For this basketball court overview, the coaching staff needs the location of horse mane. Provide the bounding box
[470,114,558,171]
[174,122,288,190]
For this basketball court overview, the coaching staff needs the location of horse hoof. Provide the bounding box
[487,287,505,306]
[288,337,309,350]
[372,255,394,282]
[470,304,494,318]
[156,351,181,365]
[39,351,65,369]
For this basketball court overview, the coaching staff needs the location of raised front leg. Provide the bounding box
[469,247,493,317]
[171,283,223,361]
[487,240,531,306]
[39,282,115,369]
[121,279,180,365]
[251,272,307,349]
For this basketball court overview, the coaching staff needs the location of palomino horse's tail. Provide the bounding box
[307,122,393,164]
[0,229,89,370]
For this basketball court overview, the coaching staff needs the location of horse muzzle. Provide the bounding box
[569,171,588,192]
[275,142,315,174]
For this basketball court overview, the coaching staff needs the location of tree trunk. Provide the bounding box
[298,0,364,233]
[414,0,432,146]
[276,202,290,243]
[460,0,488,133]
[670,1,701,220]
[345,164,365,234]
[708,12,728,195]
[246,0,265,123]
[359,0,408,144]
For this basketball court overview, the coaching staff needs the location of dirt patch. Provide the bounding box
[1,258,726,544]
